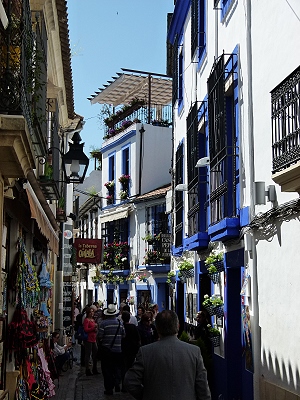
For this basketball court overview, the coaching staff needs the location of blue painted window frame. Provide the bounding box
[207,46,240,241]
[191,0,207,67]
[198,0,207,66]
[221,0,234,20]
[122,146,130,176]
[178,44,184,113]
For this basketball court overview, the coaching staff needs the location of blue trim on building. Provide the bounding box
[240,206,250,227]
[144,264,170,273]
[167,0,190,45]
[172,244,183,257]
[208,217,240,242]
[198,0,207,67]
[101,129,136,152]
[221,0,235,21]
[183,232,209,251]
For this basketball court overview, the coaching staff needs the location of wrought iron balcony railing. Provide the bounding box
[0,0,48,158]
[103,102,172,140]
[271,66,300,173]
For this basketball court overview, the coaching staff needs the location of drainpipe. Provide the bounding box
[245,2,260,399]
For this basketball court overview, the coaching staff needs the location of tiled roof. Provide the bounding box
[134,184,171,202]
[57,0,75,119]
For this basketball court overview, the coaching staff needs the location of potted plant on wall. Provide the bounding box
[126,273,136,283]
[207,324,221,347]
[202,294,224,317]
[178,260,194,279]
[56,197,66,222]
[166,271,176,289]
[205,251,224,272]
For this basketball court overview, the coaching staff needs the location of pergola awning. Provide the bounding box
[89,69,172,107]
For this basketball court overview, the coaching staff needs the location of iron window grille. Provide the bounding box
[207,53,237,225]
[186,101,208,235]
[271,66,300,173]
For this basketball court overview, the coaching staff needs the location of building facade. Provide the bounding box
[0,0,85,396]
[168,1,300,399]
[76,70,173,312]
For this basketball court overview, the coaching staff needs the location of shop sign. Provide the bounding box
[74,238,103,263]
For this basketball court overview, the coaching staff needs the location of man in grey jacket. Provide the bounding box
[124,309,211,400]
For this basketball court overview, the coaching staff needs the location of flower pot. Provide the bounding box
[210,335,221,347]
[204,304,216,316]
[142,278,147,282]
[214,260,224,272]
[181,269,194,279]
[214,305,224,318]
[208,272,220,284]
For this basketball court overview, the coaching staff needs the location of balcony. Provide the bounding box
[103,101,172,140]
[271,66,300,193]
[89,68,172,140]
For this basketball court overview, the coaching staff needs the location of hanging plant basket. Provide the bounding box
[181,269,194,279]
[215,305,224,318]
[214,260,224,272]
[210,335,221,347]
[208,272,220,284]
[204,304,216,316]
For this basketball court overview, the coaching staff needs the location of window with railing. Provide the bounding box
[208,53,238,225]
[186,101,208,235]
[271,66,300,173]
[191,0,206,64]
[175,142,184,247]
[144,204,170,264]
[101,219,129,270]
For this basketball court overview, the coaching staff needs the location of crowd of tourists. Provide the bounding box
[73,301,160,392]
[69,300,211,399]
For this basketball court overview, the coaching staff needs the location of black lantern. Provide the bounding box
[62,131,89,183]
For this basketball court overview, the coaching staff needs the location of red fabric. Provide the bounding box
[83,318,97,342]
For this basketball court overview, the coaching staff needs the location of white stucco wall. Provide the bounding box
[172,0,300,397]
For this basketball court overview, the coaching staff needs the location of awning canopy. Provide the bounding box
[24,183,59,255]
[100,206,133,224]
[89,69,172,107]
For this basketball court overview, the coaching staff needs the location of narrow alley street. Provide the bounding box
[52,345,134,400]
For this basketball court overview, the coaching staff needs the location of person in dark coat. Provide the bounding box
[194,311,212,355]
[121,311,141,392]
[124,310,211,400]
[137,313,155,346]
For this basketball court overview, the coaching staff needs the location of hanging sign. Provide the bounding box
[74,238,103,264]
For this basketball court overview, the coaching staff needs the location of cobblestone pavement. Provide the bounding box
[51,344,134,400]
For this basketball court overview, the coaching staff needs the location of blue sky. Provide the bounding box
[67,1,174,174]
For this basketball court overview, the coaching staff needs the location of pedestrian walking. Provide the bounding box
[121,311,141,392]
[98,304,125,396]
[124,309,211,400]
[83,307,99,376]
